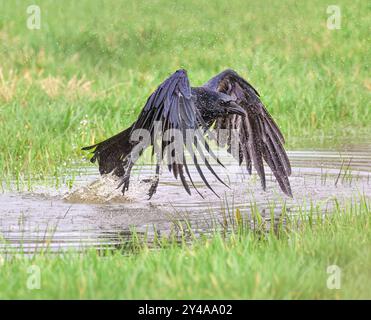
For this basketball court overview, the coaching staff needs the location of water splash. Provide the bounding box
[64,174,150,203]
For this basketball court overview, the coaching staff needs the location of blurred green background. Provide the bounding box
[0,0,369,181]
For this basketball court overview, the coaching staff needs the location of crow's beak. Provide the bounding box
[227,102,246,117]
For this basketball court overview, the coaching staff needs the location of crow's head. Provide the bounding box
[216,92,246,117]
[193,88,246,123]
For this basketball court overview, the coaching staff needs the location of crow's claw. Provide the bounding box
[118,174,130,195]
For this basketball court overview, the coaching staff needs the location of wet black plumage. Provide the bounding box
[82,69,292,198]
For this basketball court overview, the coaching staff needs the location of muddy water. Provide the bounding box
[0,139,370,253]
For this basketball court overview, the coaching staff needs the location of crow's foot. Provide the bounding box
[117,171,132,195]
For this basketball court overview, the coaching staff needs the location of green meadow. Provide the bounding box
[0,0,370,300]
[0,0,370,182]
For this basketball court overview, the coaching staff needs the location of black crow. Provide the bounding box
[82,69,292,198]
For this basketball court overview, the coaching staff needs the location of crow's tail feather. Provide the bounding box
[82,125,134,177]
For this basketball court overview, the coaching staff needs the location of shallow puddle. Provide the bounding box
[0,138,370,253]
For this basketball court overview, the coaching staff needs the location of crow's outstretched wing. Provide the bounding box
[130,69,226,197]
[203,69,292,196]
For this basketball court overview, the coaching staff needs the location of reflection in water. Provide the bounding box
[0,142,370,254]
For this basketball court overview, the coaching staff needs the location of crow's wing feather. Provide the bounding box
[131,69,224,196]
[203,69,292,196]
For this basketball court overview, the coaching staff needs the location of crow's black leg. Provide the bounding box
[117,160,134,195]
[148,160,161,199]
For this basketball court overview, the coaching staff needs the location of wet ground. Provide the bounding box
[0,137,370,253]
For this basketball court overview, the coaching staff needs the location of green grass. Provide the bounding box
[0,0,370,185]
[0,197,370,299]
